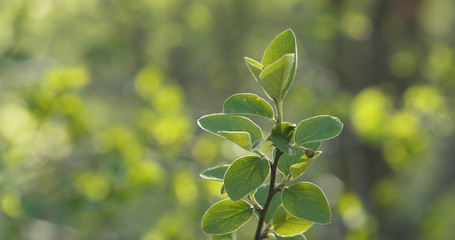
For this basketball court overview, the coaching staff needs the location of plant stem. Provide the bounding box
[254,149,283,240]
[274,99,283,123]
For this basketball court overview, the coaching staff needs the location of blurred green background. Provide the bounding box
[0,0,454,239]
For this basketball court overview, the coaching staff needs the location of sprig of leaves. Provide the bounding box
[198,29,343,240]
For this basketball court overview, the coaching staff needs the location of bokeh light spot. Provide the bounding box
[1,191,22,218]
[341,12,373,41]
[184,4,214,31]
[75,171,110,201]
[0,103,37,144]
[135,67,163,101]
[173,171,198,205]
[192,136,218,163]
[389,52,416,78]
[351,88,391,141]
[338,192,366,229]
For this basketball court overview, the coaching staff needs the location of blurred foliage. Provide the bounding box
[0,0,454,239]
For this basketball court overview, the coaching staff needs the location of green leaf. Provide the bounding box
[275,234,307,240]
[253,185,283,223]
[198,114,263,149]
[224,156,270,201]
[277,149,304,176]
[219,131,252,149]
[245,57,263,83]
[289,151,320,180]
[293,115,343,146]
[282,182,331,224]
[223,93,274,120]
[200,165,230,181]
[262,29,297,67]
[273,206,313,237]
[271,122,296,155]
[277,142,320,175]
[202,199,253,234]
[259,54,295,101]
[262,29,297,99]
[301,141,321,152]
[213,232,236,240]
[251,138,267,151]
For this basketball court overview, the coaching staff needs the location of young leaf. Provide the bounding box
[271,122,296,155]
[275,234,307,240]
[259,54,295,101]
[289,151,320,180]
[277,142,320,175]
[262,29,297,99]
[251,138,268,151]
[262,29,297,67]
[223,93,274,120]
[197,114,263,149]
[277,149,304,176]
[282,182,331,224]
[202,199,253,234]
[253,185,283,223]
[200,165,230,181]
[294,115,343,146]
[224,156,270,201]
[219,131,252,149]
[273,206,313,237]
[245,57,264,83]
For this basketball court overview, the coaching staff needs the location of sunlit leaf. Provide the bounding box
[289,151,320,180]
[262,29,297,66]
[254,185,282,223]
[251,138,268,151]
[259,54,295,101]
[282,182,331,224]
[224,156,270,201]
[202,199,253,234]
[294,115,343,145]
[271,122,296,155]
[245,57,264,83]
[197,114,263,149]
[223,93,274,120]
[275,234,307,240]
[273,206,313,237]
[200,165,230,181]
[219,131,252,149]
[277,142,320,175]
[261,29,297,99]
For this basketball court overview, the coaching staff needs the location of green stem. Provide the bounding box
[274,99,283,123]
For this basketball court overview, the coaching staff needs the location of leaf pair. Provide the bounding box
[197,114,263,151]
[201,182,330,236]
[264,182,331,237]
[201,156,270,235]
[245,29,297,102]
[270,115,343,176]
[198,92,275,150]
